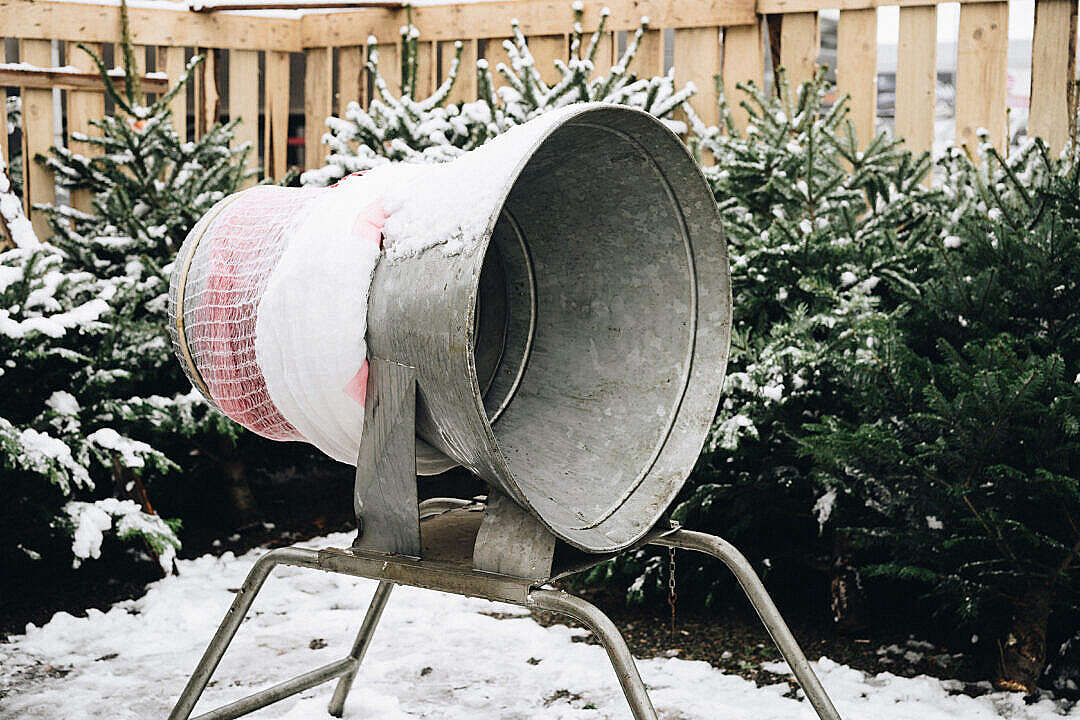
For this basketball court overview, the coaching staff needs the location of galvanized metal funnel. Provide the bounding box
[367,104,732,553]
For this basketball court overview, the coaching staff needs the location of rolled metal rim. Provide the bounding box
[438,105,732,552]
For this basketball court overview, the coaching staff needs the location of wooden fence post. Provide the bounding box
[229,49,260,184]
[1029,0,1077,155]
[413,40,436,97]
[195,48,219,139]
[66,41,105,213]
[956,1,1008,155]
[722,21,764,132]
[588,30,615,79]
[0,104,7,172]
[264,50,291,180]
[304,46,332,170]
[528,34,568,86]
[777,12,819,92]
[20,39,55,238]
[440,38,477,104]
[837,8,878,149]
[674,26,720,128]
[896,5,937,162]
[338,45,365,113]
[158,46,188,141]
[482,37,512,88]
[628,27,664,79]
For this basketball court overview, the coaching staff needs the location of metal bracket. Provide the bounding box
[472,488,556,580]
[352,355,421,557]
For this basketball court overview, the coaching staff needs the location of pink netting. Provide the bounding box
[183,186,322,441]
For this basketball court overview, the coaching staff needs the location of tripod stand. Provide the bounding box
[169,498,842,720]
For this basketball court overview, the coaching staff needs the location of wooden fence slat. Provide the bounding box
[304,46,333,169]
[302,0,757,48]
[337,44,365,112]
[1,102,8,171]
[20,39,55,239]
[7,0,301,52]
[264,49,290,180]
[0,67,167,93]
[130,43,151,106]
[66,41,105,213]
[373,41,401,97]
[837,7,877,148]
[778,11,819,90]
[586,31,615,79]
[895,4,937,159]
[956,1,1008,154]
[528,34,567,86]
[760,0,990,12]
[674,27,720,127]
[229,48,259,184]
[440,38,477,104]
[412,40,435,97]
[482,36,513,87]
[195,47,219,138]
[1029,0,1077,154]
[158,46,187,141]
[722,22,763,131]
[628,28,664,79]
[133,44,147,80]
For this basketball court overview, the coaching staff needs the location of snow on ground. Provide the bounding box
[1,532,1076,719]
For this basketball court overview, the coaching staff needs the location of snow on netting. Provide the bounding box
[168,179,386,464]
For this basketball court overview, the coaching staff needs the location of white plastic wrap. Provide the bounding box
[168,175,384,463]
[168,109,587,465]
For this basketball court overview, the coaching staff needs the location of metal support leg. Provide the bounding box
[169,547,322,720]
[652,529,843,720]
[327,580,395,717]
[527,588,658,720]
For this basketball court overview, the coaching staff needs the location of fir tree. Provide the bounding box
[2,0,261,574]
[0,153,181,575]
[33,40,252,445]
[480,10,694,130]
[804,133,1080,691]
[303,3,696,186]
[36,53,253,265]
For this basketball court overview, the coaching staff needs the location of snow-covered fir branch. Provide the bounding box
[302,4,697,186]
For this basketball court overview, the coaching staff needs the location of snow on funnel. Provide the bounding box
[169,104,731,554]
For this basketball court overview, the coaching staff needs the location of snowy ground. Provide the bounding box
[1,533,1076,720]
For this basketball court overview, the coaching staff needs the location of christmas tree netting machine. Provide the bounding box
[168,103,733,553]
[167,105,842,720]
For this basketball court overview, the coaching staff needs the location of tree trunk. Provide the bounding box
[220,439,260,528]
[995,583,1053,693]
[111,457,173,575]
[830,530,867,631]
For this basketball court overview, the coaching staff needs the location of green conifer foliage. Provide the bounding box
[2,4,256,573]
[1,153,181,574]
[804,133,1080,691]
[303,4,696,186]
[37,51,252,265]
[597,70,939,608]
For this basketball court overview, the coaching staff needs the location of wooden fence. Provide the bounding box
[1,0,1077,239]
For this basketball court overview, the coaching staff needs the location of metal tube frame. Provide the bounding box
[168,516,841,720]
